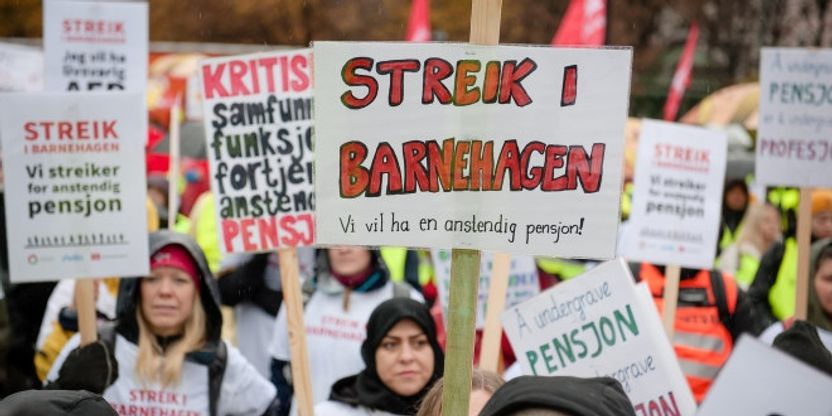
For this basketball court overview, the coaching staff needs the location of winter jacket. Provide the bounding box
[0,389,117,416]
[48,231,277,416]
[748,238,797,328]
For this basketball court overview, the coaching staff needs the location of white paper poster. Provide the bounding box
[314,42,631,258]
[0,93,149,282]
[0,42,43,92]
[757,48,832,188]
[43,0,148,92]
[620,120,727,269]
[698,335,832,415]
[200,50,314,253]
[502,259,697,415]
[431,250,540,328]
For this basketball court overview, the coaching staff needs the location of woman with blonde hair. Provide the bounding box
[719,202,781,289]
[416,368,504,416]
[47,231,277,415]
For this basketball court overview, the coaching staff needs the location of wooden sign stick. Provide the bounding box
[442,1,502,414]
[795,188,813,320]
[75,279,98,345]
[479,252,511,372]
[167,97,181,230]
[662,264,681,339]
[277,248,314,416]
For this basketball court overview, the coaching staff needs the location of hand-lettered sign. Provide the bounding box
[43,0,148,92]
[502,259,697,415]
[756,48,832,188]
[314,42,632,257]
[200,50,314,253]
[0,93,150,282]
[620,119,727,269]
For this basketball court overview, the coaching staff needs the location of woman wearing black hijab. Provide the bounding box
[315,298,444,415]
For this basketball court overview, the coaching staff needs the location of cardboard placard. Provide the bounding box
[0,93,149,282]
[0,42,43,92]
[502,259,696,415]
[431,250,540,328]
[620,119,727,269]
[756,48,832,188]
[43,0,148,92]
[199,50,315,253]
[314,42,631,257]
[698,335,832,415]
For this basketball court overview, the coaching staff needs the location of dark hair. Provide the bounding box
[814,244,832,277]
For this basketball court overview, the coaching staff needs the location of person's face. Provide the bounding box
[814,259,832,315]
[725,186,748,211]
[328,246,372,276]
[375,319,435,397]
[760,207,782,242]
[469,389,493,416]
[141,266,196,336]
[812,211,832,239]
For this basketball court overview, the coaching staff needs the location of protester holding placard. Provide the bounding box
[748,190,832,326]
[315,298,443,416]
[269,247,421,414]
[632,262,756,402]
[47,231,278,416]
[717,202,782,289]
[759,238,832,351]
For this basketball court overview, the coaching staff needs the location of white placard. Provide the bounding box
[0,93,149,282]
[757,48,832,188]
[502,259,696,415]
[314,42,631,258]
[0,42,43,92]
[431,250,540,329]
[200,50,314,253]
[698,335,832,415]
[43,0,148,92]
[620,119,727,269]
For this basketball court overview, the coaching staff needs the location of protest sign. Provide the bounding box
[756,48,832,188]
[698,335,832,415]
[431,250,539,329]
[0,93,149,282]
[199,50,314,253]
[0,42,43,92]
[502,259,697,415]
[43,0,148,92]
[620,119,727,269]
[313,41,632,258]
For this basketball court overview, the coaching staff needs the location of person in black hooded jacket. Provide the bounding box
[478,375,635,416]
[45,231,278,416]
[315,298,444,415]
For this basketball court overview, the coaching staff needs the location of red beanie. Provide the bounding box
[150,244,200,290]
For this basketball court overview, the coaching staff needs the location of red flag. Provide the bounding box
[551,0,606,46]
[663,23,700,121]
[406,0,431,41]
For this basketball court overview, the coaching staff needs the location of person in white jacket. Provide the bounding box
[315,298,443,415]
[46,231,278,416]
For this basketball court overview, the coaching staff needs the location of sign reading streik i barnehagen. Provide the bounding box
[620,119,727,269]
[314,42,631,257]
[0,93,149,282]
[757,48,832,188]
[43,0,148,92]
[200,50,314,253]
[502,259,697,416]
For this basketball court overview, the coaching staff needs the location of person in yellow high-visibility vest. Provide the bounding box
[717,179,750,257]
[748,190,832,329]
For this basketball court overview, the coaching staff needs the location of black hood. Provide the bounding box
[115,230,223,344]
[478,375,636,416]
[329,298,443,415]
[0,390,117,415]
